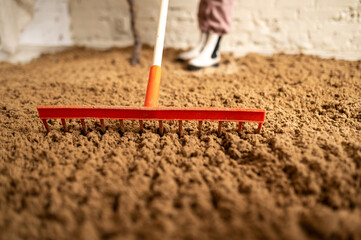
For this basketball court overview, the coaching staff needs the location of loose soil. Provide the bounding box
[0,47,360,240]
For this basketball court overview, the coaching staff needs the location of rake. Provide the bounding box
[37,0,266,137]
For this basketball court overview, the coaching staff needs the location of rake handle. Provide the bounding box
[144,0,169,107]
[144,65,161,107]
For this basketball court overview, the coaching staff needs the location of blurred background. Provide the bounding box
[0,0,360,63]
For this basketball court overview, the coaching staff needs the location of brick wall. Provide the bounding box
[69,0,361,60]
[1,0,360,62]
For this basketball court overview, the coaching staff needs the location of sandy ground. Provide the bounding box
[0,47,360,240]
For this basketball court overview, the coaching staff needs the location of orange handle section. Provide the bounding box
[144,65,161,107]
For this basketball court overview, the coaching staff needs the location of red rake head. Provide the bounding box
[37,105,266,137]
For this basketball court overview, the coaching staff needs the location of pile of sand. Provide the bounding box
[0,47,360,239]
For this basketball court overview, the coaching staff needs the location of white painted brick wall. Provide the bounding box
[68,0,361,59]
[0,0,72,63]
[1,0,360,62]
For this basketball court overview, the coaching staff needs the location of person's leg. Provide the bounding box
[177,0,209,62]
[207,0,234,35]
[188,0,234,70]
[198,0,210,33]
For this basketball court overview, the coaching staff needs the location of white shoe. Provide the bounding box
[177,32,208,62]
[188,32,222,70]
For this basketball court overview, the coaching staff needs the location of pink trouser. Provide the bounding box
[198,0,234,35]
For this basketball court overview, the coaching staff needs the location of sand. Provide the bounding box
[0,47,360,240]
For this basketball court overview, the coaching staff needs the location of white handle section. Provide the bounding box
[152,0,169,66]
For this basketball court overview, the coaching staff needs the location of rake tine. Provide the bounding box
[61,119,68,132]
[257,123,263,133]
[80,119,87,135]
[42,119,50,132]
[139,120,144,133]
[178,120,183,138]
[218,121,223,137]
[100,119,105,133]
[198,121,202,136]
[119,120,125,133]
[238,122,243,134]
[159,120,164,136]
